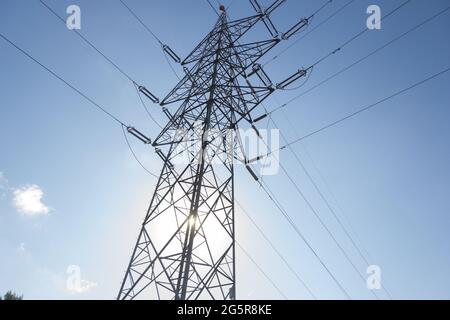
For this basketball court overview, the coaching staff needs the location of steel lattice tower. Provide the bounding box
[118,2,309,300]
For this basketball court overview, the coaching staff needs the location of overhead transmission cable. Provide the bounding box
[0,30,159,181]
[119,0,183,80]
[262,111,385,299]
[263,66,450,156]
[252,104,382,299]
[255,178,352,299]
[204,1,380,295]
[269,3,450,115]
[309,0,411,68]
[289,129,376,263]
[272,0,450,259]
[236,242,288,299]
[39,0,163,129]
[0,31,125,127]
[235,200,317,299]
[263,0,355,67]
[261,4,450,288]
[207,0,221,16]
[119,0,164,45]
[121,125,159,179]
[275,107,394,298]
[232,1,448,295]
[265,0,411,91]
[40,0,137,82]
[239,134,352,298]
[252,0,410,92]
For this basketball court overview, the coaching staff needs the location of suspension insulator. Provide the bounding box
[163,44,181,64]
[247,155,264,164]
[256,66,273,87]
[262,16,279,38]
[248,64,273,87]
[249,0,263,13]
[266,0,287,15]
[276,68,308,89]
[127,126,152,144]
[155,148,174,168]
[253,113,268,123]
[246,165,259,181]
[282,17,309,40]
[138,85,159,103]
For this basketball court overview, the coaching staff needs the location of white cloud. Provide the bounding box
[13,184,50,216]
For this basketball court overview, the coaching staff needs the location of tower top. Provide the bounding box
[219,4,225,12]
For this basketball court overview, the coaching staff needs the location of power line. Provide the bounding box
[254,102,381,298]
[266,116,381,299]
[293,137,376,263]
[263,0,357,67]
[119,0,183,81]
[0,31,125,126]
[121,125,159,179]
[271,4,450,114]
[163,50,182,80]
[274,1,450,278]
[7,0,431,300]
[310,0,412,68]
[255,178,352,299]
[132,82,163,129]
[235,198,317,299]
[239,64,450,297]
[236,242,288,299]
[207,0,220,16]
[311,0,334,17]
[277,108,394,299]
[239,5,449,295]
[24,1,442,298]
[39,0,163,129]
[40,0,135,83]
[267,2,450,281]
[239,128,353,297]
[275,66,450,152]
[119,0,164,45]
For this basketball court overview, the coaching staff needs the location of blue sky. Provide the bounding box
[1,0,450,299]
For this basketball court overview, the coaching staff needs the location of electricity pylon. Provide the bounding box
[118,1,310,300]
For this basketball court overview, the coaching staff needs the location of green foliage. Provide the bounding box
[0,291,23,300]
